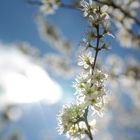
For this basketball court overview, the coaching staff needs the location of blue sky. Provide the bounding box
[0,0,140,140]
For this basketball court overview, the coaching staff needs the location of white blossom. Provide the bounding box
[57,103,86,139]
[73,71,91,92]
[40,0,60,15]
[81,0,109,26]
[78,51,94,69]
[80,0,94,17]
[83,82,106,116]
[74,67,108,116]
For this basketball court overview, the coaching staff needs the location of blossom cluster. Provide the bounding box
[57,1,109,140]
[80,0,140,49]
[57,104,87,139]
[57,49,108,139]
[76,51,108,115]
[81,0,110,27]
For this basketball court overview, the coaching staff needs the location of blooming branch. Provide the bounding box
[57,1,110,140]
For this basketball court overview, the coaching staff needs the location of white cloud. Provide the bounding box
[0,42,62,105]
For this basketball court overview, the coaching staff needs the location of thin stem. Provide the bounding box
[92,24,100,73]
[84,25,101,140]
[25,0,42,5]
[84,107,94,140]
[60,3,78,10]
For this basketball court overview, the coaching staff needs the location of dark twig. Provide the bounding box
[25,0,42,5]
[92,24,101,73]
[84,107,94,140]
